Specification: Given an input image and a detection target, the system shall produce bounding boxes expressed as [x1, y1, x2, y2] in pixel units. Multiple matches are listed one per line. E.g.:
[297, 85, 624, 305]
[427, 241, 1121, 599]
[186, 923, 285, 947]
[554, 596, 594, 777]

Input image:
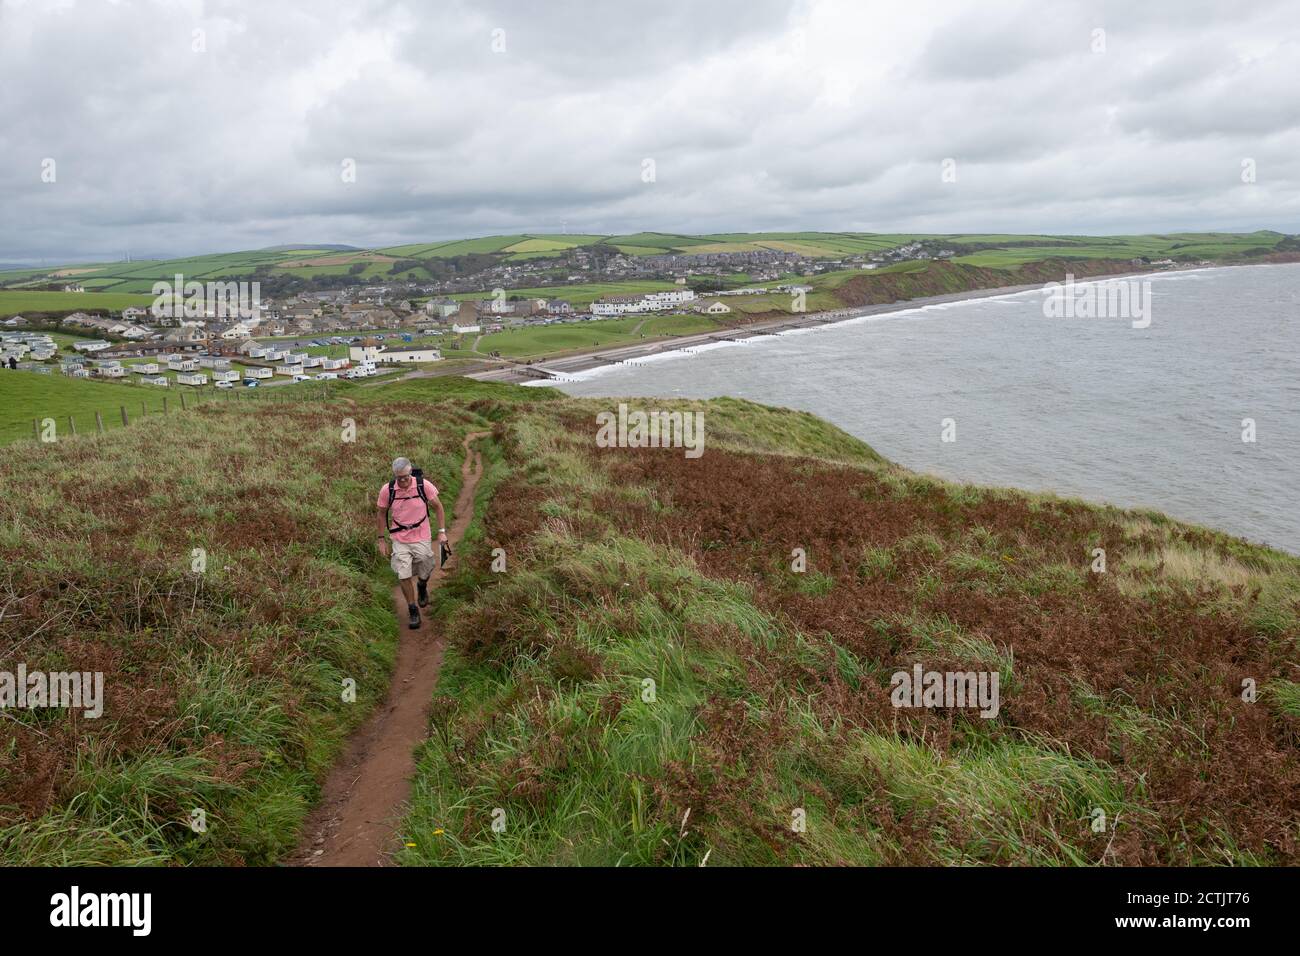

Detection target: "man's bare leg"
[399, 576, 417, 605]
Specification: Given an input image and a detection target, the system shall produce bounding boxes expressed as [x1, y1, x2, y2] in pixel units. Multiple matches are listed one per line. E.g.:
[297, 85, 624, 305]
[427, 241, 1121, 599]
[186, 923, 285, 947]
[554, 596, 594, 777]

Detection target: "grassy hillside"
[0, 381, 517, 864]
[3, 378, 1297, 866]
[0, 290, 154, 318]
[390, 387, 1300, 866]
[0, 373, 178, 444]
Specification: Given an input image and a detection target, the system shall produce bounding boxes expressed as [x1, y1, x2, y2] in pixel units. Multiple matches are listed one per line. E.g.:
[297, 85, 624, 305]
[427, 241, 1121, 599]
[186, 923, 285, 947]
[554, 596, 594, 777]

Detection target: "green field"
[0, 290, 154, 318]
[0, 371, 193, 443]
[471, 313, 722, 359]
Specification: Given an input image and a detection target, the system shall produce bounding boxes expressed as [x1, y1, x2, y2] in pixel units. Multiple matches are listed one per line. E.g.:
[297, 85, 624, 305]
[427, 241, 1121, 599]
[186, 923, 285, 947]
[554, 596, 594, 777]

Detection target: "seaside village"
[0, 289, 708, 386]
[2, 286, 717, 387]
[0, 242, 932, 387]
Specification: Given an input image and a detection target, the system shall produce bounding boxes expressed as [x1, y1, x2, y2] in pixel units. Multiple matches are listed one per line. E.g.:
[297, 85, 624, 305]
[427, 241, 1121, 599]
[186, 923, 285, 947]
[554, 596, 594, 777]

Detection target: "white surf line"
[537, 262, 1276, 384]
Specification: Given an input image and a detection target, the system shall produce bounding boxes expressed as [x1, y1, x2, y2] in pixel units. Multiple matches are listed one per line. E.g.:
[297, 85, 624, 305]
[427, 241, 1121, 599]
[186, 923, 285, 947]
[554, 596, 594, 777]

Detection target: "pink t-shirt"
[377, 478, 439, 543]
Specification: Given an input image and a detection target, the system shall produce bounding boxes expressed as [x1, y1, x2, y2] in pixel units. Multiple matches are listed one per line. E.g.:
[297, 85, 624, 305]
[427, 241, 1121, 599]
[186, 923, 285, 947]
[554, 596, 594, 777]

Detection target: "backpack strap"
[385, 477, 430, 534]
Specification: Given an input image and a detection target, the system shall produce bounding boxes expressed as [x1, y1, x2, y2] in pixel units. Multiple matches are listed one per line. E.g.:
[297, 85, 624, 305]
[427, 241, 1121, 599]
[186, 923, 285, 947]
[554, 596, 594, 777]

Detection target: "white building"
[72, 339, 113, 353]
[373, 346, 441, 364]
[450, 323, 480, 334]
[245, 366, 273, 379]
[693, 300, 732, 314]
[591, 288, 696, 316]
[425, 300, 459, 319]
[132, 363, 161, 374]
[176, 372, 208, 386]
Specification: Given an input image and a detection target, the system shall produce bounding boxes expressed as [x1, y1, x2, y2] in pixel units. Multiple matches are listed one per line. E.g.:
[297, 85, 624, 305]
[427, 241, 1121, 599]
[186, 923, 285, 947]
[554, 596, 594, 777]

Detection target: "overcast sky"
[2, 0, 1298, 264]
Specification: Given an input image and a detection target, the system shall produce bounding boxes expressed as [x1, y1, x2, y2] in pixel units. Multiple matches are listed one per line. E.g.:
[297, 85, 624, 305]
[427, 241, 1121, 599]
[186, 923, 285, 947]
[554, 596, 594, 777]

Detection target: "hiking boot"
[408, 604, 421, 629]
[417, 578, 429, 607]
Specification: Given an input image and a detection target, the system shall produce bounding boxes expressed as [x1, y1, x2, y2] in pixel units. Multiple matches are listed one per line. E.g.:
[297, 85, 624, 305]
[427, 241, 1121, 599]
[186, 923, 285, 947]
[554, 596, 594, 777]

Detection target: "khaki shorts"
[390, 538, 436, 580]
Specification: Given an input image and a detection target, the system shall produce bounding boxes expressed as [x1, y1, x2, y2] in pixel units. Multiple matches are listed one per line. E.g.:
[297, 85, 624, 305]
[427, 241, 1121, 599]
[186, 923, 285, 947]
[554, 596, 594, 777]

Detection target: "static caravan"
[263, 349, 287, 361]
[142, 375, 169, 386]
[320, 357, 348, 370]
[176, 372, 208, 386]
[286, 352, 308, 365]
[213, 370, 239, 383]
[96, 366, 127, 378]
[71, 368, 91, 379]
[246, 346, 268, 359]
[169, 358, 199, 372]
[301, 355, 323, 368]
[275, 364, 303, 377]
[248, 366, 273, 379]
[133, 363, 160, 375]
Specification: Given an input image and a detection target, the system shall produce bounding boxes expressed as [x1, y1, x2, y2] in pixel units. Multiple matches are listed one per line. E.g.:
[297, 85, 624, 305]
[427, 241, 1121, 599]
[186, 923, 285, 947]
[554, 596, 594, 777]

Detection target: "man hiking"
[376, 457, 447, 629]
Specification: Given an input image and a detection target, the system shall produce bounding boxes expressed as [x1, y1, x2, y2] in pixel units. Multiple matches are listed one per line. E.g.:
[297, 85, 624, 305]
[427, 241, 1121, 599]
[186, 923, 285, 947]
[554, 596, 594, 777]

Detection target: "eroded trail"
[291, 431, 490, 867]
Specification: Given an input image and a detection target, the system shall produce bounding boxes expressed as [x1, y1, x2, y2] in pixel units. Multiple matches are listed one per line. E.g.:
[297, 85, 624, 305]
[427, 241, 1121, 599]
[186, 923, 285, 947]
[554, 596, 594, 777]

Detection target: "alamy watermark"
[151, 274, 262, 320]
[1041, 273, 1151, 328]
[595, 402, 704, 459]
[890, 664, 1000, 719]
[50, 886, 150, 936]
[1, 666, 104, 718]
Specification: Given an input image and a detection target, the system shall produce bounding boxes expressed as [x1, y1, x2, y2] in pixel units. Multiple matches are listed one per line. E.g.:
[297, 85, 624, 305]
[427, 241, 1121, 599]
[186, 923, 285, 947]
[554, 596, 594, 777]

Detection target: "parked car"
[243, 379, 259, 387]
[215, 381, 234, 389]
[291, 374, 311, 383]
[315, 371, 338, 381]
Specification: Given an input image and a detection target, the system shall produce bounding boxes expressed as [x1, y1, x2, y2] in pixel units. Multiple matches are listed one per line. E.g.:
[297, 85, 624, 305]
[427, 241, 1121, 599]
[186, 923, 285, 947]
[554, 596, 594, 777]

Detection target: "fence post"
[68, 415, 76, 436]
[163, 397, 168, 413]
[141, 401, 146, 418]
[121, 406, 129, 426]
[95, 411, 105, 434]
[180, 392, 187, 410]
[32, 418, 38, 440]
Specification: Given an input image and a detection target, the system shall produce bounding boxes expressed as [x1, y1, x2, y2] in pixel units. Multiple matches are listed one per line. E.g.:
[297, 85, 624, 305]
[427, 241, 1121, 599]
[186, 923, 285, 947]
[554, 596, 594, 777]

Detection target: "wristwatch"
[438, 528, 447, 533]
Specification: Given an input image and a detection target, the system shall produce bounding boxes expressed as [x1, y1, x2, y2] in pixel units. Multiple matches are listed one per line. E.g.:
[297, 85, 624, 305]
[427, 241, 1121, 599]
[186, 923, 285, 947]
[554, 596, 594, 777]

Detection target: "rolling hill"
[1, 231, 1290, 297]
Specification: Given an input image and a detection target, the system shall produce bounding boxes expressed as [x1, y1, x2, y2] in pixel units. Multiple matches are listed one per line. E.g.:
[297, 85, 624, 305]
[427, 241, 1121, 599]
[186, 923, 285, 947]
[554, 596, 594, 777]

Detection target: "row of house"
[63, 312, 152, 339]
[590, 288, 697, 316]
[429, 297, 574, 321]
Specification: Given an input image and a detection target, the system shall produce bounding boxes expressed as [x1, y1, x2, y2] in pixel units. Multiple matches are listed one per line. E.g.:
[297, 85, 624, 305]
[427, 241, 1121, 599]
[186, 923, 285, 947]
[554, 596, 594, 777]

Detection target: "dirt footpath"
[290, 430, 489, 866]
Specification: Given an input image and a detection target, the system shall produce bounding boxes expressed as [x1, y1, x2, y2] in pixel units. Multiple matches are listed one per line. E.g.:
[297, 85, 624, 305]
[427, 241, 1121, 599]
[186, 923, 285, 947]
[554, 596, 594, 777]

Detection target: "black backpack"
[385, 467, 430, 534]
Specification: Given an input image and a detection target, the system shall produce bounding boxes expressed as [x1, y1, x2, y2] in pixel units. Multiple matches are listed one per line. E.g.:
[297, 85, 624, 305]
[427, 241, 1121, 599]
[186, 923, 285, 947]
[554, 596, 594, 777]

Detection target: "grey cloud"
[0, 0, 1298, 263]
